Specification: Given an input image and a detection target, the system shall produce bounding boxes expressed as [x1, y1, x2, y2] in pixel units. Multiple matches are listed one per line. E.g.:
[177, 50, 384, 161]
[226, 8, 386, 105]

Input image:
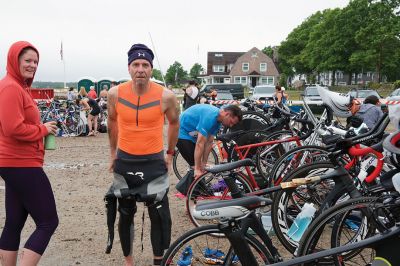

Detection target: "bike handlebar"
[292, 118, 314, 140]
[348, 145, 384, 183]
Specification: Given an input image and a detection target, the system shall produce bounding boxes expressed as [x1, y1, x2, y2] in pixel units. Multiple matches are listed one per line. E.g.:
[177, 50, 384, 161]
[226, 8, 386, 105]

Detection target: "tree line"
[276, 0, 400, 85]
[152, 62, 204, 87]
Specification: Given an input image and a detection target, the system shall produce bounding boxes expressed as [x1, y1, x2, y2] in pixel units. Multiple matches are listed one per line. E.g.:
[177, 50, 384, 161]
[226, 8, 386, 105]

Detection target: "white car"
[250, 85, 275, 101]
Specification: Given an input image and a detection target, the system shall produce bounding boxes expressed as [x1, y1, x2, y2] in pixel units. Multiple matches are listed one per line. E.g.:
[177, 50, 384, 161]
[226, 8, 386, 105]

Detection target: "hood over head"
[6, 41, 39, 87]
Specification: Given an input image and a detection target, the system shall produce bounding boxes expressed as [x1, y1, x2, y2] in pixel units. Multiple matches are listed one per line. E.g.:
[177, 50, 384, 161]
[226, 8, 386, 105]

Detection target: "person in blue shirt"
[177, 104, 242, 177]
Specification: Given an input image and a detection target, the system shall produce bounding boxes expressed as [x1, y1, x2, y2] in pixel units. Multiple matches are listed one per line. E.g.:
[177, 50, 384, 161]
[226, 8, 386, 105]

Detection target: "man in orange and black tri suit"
[105, 43, 179, 266]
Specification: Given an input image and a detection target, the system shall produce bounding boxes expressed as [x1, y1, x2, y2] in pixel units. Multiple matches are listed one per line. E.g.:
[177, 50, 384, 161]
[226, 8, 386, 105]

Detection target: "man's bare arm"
[195, 133, 207, 177]
[107, 86, 119, 172]
[202, 135, 215, 167]
[162, 89, 179, 152]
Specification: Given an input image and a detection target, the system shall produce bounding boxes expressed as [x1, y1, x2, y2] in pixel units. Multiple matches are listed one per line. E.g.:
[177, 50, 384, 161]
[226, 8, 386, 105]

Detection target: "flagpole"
[148, 32, 167, 87]
[63, 59, 66, 89]
[61, 41, 66, 88]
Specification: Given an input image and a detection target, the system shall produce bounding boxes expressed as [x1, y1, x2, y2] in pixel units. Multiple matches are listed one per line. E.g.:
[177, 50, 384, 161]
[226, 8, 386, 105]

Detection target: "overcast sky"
[0, 0, 349, 82]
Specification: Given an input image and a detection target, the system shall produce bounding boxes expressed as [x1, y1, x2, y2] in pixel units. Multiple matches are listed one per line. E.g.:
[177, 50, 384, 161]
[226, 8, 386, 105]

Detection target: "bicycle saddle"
[205, 158, 254, 174]
[193, 196, 272, 220]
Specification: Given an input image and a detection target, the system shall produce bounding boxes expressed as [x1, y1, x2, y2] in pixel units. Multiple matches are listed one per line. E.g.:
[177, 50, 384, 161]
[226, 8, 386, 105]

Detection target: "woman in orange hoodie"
[0, 41, 59, 266]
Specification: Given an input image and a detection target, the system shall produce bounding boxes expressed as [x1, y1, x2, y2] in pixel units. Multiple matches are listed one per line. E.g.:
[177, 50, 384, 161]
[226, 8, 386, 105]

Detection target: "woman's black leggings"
[0, 168, 59, 255]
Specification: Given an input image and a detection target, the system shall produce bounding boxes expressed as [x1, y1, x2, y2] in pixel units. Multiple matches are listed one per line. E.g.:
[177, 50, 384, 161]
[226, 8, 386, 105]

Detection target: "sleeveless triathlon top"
[116, 81, 164, 155]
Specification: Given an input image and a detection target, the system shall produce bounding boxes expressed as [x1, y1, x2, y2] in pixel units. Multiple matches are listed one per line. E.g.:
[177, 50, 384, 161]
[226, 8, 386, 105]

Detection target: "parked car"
[250, 85, 275, 101]
[386, 88, 400, 101]
[200, 84, 244, 100]
[349, 89, 384, 102]
[215, 90, 234, 100]
[302, 85, 328, 101]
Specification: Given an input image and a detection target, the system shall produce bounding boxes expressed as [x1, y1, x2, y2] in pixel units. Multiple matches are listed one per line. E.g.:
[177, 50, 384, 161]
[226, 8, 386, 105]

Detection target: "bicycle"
[162, 160, 400, 266]
[271, 114, 393, 253]
[41, 99, 84, 136]
[162, 157, 361, 266]
[185, 118, 314, 228]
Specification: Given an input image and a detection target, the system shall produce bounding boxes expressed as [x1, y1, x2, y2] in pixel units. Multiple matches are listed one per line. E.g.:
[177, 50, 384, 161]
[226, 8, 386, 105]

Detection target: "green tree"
[262, 46, 274, 59]
[189, 63, 204, 84]
[151, 68, 164, 82]
[303, 7, 364, 84]
[278, 11, 325, 78]
[165, 61, 188, 85]
[352, 0, 400, 82]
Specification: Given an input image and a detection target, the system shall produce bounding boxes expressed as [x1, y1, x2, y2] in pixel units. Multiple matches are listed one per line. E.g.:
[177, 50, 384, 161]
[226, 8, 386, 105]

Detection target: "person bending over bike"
[177, 104, 242, 178]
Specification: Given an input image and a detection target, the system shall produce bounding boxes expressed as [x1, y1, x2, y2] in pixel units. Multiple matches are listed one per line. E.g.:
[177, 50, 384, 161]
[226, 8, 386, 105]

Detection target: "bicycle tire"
[65, 113, 81, 135]
[255, 130, 299, 182]
[271, 162, 337, 253]
[186, 171, 254, 228]
[161, 224, 273, 266]
[297, 197, 379, 266]
[172, 148, 219, 180]
[269, 145, 329, 185]
[223, 110, 271, 135]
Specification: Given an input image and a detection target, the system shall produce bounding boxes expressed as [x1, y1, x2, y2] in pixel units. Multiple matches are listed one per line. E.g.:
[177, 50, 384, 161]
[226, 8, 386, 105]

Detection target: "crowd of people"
[65, 82, 112, 137]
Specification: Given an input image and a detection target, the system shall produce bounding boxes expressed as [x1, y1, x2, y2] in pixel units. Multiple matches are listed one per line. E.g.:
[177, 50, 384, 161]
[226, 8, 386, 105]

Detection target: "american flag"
[60, 42, 63, 61]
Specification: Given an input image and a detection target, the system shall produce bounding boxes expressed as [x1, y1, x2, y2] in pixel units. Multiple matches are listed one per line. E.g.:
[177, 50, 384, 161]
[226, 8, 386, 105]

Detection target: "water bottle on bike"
[287, 203, 316, 242]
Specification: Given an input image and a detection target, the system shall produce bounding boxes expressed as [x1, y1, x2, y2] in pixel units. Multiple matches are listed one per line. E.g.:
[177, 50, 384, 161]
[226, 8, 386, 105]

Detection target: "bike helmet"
[383, 130, 400, 169]
[317, 87, 352, 118]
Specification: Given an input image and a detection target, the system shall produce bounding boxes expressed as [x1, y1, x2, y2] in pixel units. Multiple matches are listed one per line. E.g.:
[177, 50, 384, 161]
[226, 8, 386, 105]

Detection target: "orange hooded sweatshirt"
[0, 41, 48, 167]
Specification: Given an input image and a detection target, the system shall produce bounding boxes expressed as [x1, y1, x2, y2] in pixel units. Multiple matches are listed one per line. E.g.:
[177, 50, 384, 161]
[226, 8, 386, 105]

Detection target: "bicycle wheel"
[161, 225, 273, 266]
[270, 145, 329, 185]
[255, 130, 299, 182]
[186, 172, 254, 228]
[223, 110, 271, 135]
[172, 148, 219, 180]
[74, 117, 85, 136]
[297, 197, 380, 266]
[271, 162, 337, 253]
[65, 113, 81, 135]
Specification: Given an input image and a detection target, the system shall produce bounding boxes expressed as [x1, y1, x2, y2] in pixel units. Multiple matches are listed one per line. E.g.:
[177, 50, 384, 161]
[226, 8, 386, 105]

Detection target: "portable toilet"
[97, 77, 116, 94]
[77, 77, 97, 93]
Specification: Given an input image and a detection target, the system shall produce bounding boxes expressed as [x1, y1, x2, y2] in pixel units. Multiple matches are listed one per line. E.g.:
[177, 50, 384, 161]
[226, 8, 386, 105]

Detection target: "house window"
[260, 76, 274, 85]
[357, 73, 363, 79]
[337, 72, 343, 79]
[215, 53, 223, 57]
[234, 76, 247, 84]
[260, 63, 267, 72]
[252, 52, 258, 58]
[367, 72, 371, 77]
[213, 65, 225, 72]
[242, 63, 249, 72]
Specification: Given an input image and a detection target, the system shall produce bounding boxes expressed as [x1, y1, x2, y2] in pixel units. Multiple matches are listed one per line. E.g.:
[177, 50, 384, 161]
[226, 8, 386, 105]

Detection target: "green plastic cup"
[44, 134, 56, 150]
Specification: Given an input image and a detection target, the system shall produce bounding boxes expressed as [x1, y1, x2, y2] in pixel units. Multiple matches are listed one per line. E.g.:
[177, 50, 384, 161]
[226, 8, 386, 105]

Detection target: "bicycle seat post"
[223, 172, 244, 199]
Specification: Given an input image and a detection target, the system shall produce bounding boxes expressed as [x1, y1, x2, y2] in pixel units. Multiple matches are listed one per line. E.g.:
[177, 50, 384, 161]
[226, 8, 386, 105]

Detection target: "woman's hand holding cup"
[44, 121, 57, 135]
